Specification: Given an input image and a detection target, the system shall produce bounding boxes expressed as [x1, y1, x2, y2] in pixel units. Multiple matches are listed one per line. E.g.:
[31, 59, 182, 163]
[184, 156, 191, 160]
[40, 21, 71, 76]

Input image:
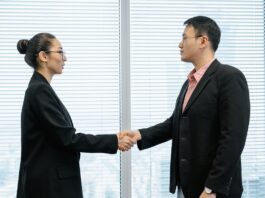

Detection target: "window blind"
[0, 0, 120, 197]
[0, 0, 264, 197]
[130, 0, 265, 197]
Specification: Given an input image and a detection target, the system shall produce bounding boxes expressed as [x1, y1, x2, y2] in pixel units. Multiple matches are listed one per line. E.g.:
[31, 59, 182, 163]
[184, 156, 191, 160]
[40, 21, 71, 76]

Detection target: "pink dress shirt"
[182, 58, 215, 112]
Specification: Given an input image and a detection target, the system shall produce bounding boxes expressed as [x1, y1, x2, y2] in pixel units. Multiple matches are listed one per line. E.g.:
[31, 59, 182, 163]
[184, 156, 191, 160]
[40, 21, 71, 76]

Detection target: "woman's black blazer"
[17, 71, 118, 198]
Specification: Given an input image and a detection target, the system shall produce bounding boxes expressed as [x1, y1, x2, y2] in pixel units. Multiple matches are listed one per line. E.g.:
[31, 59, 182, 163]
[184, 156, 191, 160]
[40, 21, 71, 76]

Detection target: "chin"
[181, 57, 190, 63]
[181, 57, 187, 62]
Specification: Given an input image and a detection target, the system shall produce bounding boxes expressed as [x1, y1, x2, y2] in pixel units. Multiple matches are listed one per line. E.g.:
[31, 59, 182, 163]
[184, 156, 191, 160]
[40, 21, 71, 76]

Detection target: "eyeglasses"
[45, 50, 66, 59]
[181, 35, 202, 42]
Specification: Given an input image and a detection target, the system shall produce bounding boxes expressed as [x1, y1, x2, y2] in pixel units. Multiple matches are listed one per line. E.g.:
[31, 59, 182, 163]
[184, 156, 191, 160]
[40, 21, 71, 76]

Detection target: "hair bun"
[17, 39, 29, 54]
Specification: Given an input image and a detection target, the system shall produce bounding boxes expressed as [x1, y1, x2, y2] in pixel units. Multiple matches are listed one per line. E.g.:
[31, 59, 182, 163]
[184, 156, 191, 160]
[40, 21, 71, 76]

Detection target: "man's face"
[179, 25, 202, 63]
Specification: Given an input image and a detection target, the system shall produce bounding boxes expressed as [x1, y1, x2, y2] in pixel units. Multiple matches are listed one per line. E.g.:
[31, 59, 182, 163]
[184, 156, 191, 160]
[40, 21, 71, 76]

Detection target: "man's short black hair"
[184, 16, 221, 52]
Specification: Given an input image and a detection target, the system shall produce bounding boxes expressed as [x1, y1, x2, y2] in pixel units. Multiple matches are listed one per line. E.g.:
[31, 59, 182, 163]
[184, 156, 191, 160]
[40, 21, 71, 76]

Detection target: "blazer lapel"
[53, 92, 74, 127]
[175, 80, 189, 115]
[32, 72, 74, 127]
[183, 59, 219, 113]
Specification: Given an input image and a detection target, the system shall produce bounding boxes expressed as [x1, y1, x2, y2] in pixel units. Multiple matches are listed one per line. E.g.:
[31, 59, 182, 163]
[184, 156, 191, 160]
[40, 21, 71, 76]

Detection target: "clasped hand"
[117, 130, 142, 151]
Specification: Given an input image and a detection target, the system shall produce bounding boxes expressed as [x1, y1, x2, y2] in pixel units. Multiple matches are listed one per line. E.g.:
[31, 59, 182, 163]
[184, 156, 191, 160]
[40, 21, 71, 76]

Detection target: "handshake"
[117, 130, 142, 152]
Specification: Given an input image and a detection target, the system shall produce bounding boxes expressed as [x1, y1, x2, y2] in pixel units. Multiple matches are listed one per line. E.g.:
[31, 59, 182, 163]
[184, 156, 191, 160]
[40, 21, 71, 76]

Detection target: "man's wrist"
[132, 130, 142, 140]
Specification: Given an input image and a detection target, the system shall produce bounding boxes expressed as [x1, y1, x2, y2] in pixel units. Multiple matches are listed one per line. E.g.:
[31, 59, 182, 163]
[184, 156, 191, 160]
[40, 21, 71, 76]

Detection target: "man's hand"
[199, 190, 216, 198]
[119, 130, 142, 143]
[117, 133, 135, 151]
[117, 130, 142, 152]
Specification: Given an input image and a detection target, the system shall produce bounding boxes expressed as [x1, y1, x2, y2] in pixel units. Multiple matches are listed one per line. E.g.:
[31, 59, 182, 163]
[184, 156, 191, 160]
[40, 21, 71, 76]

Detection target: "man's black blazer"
[17, 71, 118, 198]
[138, 59, 250, 198]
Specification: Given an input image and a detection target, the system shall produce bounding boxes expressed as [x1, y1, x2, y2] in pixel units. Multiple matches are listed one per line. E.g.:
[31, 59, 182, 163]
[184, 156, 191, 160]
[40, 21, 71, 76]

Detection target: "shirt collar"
[187, 58, 216, 83]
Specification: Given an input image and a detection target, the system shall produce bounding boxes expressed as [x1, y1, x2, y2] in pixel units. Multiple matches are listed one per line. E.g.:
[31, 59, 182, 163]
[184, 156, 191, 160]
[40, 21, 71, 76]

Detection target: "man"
[121, 16, 250, 198]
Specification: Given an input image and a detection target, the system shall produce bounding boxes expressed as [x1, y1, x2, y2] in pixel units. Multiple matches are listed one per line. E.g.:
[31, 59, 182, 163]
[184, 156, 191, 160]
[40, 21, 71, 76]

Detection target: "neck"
[36, 67, 53, 83]
[193, 52, 215, 71]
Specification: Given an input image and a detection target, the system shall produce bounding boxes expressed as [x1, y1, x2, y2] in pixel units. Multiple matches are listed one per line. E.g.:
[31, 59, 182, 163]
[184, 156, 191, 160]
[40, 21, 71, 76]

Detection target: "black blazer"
[138, 59, 250, 198]
[17, 71, 118, 198]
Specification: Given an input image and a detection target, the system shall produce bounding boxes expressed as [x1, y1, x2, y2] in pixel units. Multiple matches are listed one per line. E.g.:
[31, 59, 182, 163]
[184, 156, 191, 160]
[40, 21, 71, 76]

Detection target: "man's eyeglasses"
[181, 35, 202, 42]
[45, 50, 66, 59]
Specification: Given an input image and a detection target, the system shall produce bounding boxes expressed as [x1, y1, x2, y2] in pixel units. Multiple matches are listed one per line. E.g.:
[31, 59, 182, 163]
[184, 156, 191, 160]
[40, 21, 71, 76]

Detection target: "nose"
[63, 54, 67, 61]
[178, 41, 183, 48]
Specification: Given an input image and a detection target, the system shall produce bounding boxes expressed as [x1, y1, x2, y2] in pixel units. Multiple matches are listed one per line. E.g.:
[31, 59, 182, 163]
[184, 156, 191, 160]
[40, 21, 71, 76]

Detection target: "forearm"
[70, 133, 118, 153]
[137, 117, 173, 150]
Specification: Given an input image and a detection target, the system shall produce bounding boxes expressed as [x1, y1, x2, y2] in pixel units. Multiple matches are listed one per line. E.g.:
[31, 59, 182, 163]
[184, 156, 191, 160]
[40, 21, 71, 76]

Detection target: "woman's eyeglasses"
[44, 50, 66, 59]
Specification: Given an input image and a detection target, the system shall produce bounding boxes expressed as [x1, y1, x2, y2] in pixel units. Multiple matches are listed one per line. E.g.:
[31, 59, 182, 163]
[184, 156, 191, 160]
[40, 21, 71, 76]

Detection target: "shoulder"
[25, 72, 53, 94]
[217, 63, 242, 75]
[215, 62, 247, 81]
[213, 62, 249, 92]
[26, 80, 54, 100]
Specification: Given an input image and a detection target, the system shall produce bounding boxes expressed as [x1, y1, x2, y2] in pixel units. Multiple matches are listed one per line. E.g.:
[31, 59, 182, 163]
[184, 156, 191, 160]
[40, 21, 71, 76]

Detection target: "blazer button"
[180, 137, 186, 141]
[180, 159, 187, 163]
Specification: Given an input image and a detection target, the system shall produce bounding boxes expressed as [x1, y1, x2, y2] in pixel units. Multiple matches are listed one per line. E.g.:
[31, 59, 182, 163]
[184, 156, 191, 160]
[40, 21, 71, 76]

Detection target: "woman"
[16, 33, 133, 198]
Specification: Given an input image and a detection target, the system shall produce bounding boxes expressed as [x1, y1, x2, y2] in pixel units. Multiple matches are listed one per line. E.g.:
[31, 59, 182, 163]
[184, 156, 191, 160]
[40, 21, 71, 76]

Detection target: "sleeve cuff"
[204, 187, 212, 194]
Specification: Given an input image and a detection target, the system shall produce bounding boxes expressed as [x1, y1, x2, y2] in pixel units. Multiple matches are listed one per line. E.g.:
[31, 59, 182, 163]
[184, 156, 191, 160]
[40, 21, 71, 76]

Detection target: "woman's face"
[45, 39, 67, 75]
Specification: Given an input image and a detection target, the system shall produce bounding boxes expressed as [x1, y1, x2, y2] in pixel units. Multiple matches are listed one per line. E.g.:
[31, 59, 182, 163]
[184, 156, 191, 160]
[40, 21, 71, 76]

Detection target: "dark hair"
[184, 16, 221, 52]
[17, 33, 56, 69]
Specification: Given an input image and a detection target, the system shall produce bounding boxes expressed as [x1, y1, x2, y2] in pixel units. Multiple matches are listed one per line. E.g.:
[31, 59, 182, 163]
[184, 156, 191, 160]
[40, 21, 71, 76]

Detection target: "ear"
[38, 51, 48, 63]
[200, 35, 209, 49]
